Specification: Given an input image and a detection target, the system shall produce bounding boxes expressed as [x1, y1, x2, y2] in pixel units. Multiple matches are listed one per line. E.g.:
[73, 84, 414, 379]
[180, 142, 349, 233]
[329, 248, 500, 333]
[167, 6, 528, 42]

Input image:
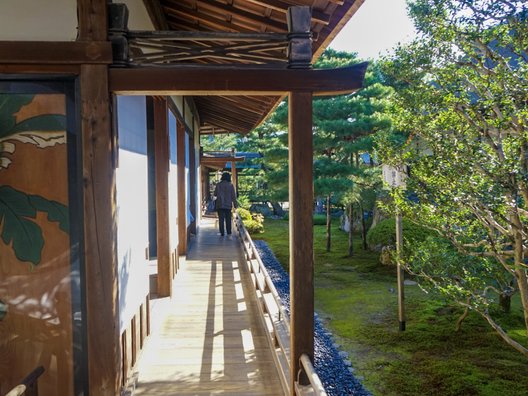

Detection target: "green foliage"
[239, 208, 265, 234]
[313, 213, 327, 225]
[237, 207, 252, 221]
[236, 194, 251, 210]
[256, 219, 528, 395]
[200, 133, 239, 151]
[244, 219, 264, 234]
[379, 0, 528, 354]
[366, 218, 434, 251]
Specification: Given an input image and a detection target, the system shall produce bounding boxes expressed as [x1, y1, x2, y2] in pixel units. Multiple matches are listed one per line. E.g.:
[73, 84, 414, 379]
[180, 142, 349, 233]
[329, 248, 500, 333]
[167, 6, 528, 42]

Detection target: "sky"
[329, 0, 417, 60]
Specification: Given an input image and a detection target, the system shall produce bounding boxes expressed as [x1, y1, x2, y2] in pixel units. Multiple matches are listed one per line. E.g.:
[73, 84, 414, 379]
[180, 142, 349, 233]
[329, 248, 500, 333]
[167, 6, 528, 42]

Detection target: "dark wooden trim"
[142, 0, 170, 30]
[0, 65, 80, 74]
[154, 97, 172, 297]
[288, 91, 314, 394]
[81, 63, 121, 396]
[177, 118, 187, 255]
[109, 63, 368, 96]
[0, 41, 112, 65]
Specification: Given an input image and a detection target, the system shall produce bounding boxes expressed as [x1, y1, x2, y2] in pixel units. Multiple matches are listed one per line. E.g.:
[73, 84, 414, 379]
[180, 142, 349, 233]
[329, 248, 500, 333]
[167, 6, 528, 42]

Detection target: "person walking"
[214, 172, 237, 236]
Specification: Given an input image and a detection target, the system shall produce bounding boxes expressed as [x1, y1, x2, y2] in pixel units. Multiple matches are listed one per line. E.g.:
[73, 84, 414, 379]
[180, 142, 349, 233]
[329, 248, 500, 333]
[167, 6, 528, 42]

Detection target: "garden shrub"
[244, 219, 264, 234]
[366, 218, 434, 252]
[313, 213, 327, 225]
[238, 208, 264, 234]
[237, 208, 252, 222]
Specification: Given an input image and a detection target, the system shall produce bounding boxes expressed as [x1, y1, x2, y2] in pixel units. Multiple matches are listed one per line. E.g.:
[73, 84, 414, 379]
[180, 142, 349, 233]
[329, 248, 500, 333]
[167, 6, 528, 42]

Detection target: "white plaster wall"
[171, 96, 184, 115]
[0, 0, 77, 41]
[116, 96, 149, 332]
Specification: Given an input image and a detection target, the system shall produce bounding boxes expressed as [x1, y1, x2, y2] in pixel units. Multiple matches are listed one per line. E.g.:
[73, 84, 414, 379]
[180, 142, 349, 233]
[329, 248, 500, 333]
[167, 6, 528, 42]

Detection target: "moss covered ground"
[252, 219, 528, 396]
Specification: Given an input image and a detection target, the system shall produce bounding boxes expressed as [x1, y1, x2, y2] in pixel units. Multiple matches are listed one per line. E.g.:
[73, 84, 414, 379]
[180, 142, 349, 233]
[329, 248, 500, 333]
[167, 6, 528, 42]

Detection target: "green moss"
[256, 218, 528, 396]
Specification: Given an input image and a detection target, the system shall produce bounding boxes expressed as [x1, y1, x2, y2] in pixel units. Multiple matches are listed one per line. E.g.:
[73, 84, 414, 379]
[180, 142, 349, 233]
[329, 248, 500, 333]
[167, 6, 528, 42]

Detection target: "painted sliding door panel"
[0, 92, 74, 394]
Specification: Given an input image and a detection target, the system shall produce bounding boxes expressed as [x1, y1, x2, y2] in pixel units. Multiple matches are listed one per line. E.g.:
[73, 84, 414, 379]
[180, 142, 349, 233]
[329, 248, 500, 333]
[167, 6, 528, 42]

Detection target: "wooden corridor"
[132, 218, 284, 395]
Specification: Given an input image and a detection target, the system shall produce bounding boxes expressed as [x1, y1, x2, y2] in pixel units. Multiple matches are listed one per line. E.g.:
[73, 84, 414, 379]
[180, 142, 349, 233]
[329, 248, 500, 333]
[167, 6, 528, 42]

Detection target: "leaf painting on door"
[0, 94, 69, 265]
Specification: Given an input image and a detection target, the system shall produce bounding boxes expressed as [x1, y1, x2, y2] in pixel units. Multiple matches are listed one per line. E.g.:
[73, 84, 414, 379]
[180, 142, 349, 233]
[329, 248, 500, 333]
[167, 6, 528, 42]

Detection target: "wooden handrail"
[234, 211, 328, 396]
[296, 354, 327, 396]
[234, 212, 290, 327]
[5, 366, 45, 396]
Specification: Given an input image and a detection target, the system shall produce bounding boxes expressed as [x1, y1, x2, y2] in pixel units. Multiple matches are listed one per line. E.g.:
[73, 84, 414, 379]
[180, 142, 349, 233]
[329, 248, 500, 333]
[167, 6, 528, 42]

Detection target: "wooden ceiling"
[142, 0, 365, 134]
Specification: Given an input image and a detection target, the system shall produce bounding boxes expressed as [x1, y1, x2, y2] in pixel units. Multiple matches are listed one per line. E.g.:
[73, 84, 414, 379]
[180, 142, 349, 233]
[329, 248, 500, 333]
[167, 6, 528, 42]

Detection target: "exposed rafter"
[143, 0, 170, 30]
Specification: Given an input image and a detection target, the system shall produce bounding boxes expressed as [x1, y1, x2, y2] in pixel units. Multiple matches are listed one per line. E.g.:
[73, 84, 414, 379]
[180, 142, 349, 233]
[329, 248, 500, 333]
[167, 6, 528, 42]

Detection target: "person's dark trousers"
[217, 209, 232, 235]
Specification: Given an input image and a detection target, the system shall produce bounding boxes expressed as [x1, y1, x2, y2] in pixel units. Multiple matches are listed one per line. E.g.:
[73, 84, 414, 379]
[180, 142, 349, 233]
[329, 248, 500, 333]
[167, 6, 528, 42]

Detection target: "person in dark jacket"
[214, 172, 238, 236]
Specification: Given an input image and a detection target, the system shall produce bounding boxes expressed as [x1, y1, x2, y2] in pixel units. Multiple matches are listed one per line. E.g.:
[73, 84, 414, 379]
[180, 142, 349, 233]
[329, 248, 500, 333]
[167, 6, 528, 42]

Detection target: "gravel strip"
[254, 240, 371, 396]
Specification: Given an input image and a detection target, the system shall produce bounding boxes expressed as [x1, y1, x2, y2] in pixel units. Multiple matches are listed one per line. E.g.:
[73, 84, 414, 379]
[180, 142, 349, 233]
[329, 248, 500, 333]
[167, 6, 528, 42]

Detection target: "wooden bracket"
[287, 6, 313, 69]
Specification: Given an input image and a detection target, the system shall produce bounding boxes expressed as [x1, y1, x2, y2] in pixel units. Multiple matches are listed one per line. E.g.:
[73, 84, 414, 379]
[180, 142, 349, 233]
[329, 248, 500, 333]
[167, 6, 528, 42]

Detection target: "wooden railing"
[233, 211, 327, 396]
[5, 366, 45, 396]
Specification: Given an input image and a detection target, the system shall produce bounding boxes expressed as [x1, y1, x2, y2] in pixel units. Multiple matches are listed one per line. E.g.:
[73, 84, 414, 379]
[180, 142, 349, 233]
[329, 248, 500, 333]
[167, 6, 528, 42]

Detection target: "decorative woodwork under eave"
[108, 62, 368, 96]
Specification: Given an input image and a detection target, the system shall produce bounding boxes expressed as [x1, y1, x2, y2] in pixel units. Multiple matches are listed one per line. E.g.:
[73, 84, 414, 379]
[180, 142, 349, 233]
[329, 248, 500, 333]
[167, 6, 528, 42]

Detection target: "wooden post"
[177, 118, 187, 255]
[153, 97, 171, 297]
[189, 136, 197, 235]
[231, 161, 238, 196]
[288, 91, 314, 393]
[78, 0, 121, 393]
[396, 212, 406, 331]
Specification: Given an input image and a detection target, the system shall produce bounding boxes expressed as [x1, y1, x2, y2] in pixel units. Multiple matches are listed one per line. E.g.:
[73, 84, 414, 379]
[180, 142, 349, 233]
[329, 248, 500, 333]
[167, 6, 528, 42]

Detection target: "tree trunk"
[326, 195, 331, 252]
[455, 298, 471, 331]
[511, 211, 528, 334]
[360, 202, 367, 250]
[481, 310, 528, 357]
[515, 268, 528, 333]
[348, 203, 354, 257]
[499, 293, 511, 314]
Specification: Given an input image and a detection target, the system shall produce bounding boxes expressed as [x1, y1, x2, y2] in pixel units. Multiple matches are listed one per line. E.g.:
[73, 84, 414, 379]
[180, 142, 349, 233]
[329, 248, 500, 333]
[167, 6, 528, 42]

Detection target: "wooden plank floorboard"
[133, 218, 283, 395]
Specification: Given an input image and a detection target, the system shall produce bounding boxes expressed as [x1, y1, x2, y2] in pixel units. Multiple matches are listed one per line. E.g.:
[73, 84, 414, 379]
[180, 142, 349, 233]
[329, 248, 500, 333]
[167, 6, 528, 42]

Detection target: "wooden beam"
[109, 62, 368, 96]
[177, 118, 187, 255]
[288, 91, 314, 394]
[0, 41, 112, 64]
[153, 97, 172, 297]
[143, 0, 170, 30]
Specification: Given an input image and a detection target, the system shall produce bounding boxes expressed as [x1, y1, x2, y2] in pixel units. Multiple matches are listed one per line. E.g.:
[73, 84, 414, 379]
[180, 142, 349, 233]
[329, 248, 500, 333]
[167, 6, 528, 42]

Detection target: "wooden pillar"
[231, 161, 238, 196]
[288, 91, 314, 393]
[153, 97, 171, 297]
[78, 0, 121, 393]
[189, 136, 197, 234]
[176, 118, 187, 255]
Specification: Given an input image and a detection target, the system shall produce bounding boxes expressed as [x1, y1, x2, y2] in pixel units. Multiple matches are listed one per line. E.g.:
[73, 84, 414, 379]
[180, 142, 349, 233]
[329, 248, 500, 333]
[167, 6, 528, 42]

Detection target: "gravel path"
[253, 240, 371, 396]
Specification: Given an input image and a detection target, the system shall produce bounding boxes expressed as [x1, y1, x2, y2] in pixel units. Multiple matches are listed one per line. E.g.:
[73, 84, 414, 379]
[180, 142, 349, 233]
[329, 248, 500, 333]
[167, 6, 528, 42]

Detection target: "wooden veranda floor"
[132, 217, 283, 395]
